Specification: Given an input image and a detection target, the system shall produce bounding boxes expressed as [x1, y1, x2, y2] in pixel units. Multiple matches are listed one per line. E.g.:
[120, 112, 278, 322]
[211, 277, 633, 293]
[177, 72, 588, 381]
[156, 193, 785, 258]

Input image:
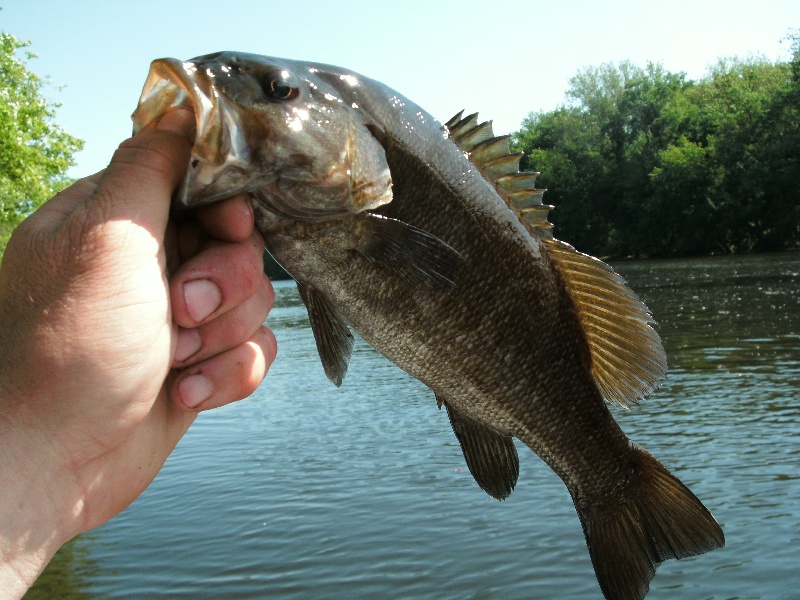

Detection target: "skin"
[0, 108, 276, 598]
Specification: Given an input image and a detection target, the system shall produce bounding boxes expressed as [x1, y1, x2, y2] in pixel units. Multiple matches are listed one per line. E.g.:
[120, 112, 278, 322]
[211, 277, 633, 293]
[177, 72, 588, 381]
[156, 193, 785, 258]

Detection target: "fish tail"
[572, 443, 724, 600]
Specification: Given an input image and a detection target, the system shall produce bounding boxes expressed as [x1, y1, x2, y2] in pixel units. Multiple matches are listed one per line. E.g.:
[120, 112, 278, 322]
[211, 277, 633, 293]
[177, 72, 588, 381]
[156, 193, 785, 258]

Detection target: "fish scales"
[132, 52, 724, 600]
[261, 66, 635, 498]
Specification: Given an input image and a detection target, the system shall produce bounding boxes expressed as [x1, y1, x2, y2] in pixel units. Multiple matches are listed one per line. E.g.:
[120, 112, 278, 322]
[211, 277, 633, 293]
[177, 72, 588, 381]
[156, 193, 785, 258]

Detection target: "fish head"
[132, 51, 392, 220]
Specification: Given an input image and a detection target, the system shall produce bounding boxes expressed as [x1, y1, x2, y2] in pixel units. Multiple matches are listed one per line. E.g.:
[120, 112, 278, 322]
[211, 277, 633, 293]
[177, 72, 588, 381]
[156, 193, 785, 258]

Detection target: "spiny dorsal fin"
[443, 111, 553, 240]
[444, 111, 667, 408]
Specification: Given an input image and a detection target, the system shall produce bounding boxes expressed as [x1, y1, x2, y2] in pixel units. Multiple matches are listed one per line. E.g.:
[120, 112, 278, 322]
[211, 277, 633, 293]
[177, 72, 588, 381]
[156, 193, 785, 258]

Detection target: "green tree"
[648, 135, 723, 255]
[1, 30, 83, 254]
[751, 31, 800, 250]
[513, 106, 609, 252]
[514, 61, 692, 257]
[513, 45, 800, 258]
[682, 55, 796, 252]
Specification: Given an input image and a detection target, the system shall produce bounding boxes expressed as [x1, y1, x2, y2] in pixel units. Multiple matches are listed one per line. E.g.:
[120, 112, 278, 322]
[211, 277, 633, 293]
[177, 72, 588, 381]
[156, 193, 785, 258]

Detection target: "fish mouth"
[132, 58, 256, 207]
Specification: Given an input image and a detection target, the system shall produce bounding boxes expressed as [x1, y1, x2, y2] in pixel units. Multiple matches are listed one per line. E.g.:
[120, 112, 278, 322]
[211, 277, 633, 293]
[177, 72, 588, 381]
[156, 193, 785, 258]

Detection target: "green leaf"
[0, 30, 83, 256]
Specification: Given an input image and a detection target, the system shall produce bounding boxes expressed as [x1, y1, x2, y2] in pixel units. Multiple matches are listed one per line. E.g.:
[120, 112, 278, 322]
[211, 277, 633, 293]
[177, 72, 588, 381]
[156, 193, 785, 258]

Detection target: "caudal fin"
[573, 444, 724, 600]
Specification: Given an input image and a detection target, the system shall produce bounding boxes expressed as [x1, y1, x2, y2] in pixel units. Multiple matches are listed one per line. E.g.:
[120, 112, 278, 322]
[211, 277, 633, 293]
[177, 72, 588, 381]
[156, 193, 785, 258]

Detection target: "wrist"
[0, 402, 77, 598]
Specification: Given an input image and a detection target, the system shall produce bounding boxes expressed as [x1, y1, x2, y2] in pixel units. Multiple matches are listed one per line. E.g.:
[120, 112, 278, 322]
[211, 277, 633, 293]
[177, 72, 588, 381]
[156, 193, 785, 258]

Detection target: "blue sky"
[3, 0, 798, 177]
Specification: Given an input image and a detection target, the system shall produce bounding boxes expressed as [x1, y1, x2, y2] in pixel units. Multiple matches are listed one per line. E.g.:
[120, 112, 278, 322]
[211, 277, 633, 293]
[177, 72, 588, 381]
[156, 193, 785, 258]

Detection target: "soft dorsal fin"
[444, 111, 667, 407]
[542, 239, 667, 407]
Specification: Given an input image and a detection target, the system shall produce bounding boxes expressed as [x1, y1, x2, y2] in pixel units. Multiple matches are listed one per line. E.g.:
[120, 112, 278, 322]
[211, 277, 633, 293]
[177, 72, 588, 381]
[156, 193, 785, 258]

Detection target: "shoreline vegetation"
[510, 34, 800, 260]
[2, 30, 798, 266]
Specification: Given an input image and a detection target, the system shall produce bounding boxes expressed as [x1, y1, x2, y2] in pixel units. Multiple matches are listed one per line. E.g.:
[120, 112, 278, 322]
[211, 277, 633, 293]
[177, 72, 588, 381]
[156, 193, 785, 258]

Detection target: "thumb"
[83, 108, 196, 239]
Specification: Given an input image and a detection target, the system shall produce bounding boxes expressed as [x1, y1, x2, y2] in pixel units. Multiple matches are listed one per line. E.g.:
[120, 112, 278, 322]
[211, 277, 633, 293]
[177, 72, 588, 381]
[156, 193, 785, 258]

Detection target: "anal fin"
[437, 395, 519, 500]
[297, 282, 354, 387]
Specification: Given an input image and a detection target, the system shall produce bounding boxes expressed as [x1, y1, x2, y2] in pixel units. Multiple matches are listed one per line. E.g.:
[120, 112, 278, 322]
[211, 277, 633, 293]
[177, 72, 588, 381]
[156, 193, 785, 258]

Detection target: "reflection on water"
[613, 253, 800, 599]
[29, 253, 800, 599]
[25, 537, 100, 600]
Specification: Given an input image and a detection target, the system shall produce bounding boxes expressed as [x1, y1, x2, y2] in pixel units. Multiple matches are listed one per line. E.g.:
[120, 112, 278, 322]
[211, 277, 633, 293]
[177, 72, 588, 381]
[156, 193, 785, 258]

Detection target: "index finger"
[195, 194, 256, 243]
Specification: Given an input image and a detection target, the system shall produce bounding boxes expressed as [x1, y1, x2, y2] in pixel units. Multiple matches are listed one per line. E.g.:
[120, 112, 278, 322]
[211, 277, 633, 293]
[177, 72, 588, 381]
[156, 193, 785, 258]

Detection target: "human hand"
[0, 108, 276, 597]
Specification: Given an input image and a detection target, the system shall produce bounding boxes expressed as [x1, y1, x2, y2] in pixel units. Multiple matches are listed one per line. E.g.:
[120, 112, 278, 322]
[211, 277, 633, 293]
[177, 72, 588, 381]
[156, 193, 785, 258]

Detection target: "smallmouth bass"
[132, 52, 724, 600]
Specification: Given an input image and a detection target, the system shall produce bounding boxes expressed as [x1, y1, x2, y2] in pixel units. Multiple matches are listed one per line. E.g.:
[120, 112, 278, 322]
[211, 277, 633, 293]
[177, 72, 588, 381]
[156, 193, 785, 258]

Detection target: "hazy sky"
[3, 0, 798, 177]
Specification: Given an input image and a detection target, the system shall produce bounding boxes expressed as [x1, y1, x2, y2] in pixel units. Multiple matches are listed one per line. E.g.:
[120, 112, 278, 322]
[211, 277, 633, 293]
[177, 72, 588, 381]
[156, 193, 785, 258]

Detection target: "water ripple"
[29, 254, 800, 599]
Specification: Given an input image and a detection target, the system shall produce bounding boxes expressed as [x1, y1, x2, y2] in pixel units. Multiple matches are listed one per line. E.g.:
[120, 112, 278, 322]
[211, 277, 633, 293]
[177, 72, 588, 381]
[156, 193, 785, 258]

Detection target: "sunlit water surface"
[28, 253, 800, 599]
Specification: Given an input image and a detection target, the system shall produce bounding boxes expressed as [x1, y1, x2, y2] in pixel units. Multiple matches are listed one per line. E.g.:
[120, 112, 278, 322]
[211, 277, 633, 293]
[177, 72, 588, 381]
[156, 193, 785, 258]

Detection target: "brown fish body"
[262, 105, 629, 496]
[133, 53, 724, 600]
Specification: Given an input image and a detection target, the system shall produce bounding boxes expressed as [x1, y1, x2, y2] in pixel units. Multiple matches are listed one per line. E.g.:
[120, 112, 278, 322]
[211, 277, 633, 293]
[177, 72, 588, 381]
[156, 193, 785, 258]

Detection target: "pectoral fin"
[297, 283, 354, 387]
[355, 213, 462, 290]
[437, 395, 519, 500]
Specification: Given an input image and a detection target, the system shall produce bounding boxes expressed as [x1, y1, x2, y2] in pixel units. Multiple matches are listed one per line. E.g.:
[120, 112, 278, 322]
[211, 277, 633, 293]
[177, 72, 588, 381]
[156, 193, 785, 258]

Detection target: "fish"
[132, 52, 725, 600]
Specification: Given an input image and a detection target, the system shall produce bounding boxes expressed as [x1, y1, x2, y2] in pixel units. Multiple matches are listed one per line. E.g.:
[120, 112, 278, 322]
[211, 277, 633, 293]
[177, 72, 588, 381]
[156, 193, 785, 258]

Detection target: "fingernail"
[184, 279, 222, 323]
[179, 373, 213, 409]
[174, 328, 202, 362]
[156, 108, 196, 139]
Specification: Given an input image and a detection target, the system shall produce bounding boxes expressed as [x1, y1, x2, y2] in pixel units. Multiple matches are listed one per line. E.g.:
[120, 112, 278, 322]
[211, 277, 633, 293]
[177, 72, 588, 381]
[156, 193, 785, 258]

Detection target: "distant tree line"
[511, 33, 800, 258]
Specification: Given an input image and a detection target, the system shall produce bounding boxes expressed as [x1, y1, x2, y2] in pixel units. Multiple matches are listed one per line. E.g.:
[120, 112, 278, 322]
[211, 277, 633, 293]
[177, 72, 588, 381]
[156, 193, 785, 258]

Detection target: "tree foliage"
[512, 37, 800, 258]
[0, 30, 83, 253]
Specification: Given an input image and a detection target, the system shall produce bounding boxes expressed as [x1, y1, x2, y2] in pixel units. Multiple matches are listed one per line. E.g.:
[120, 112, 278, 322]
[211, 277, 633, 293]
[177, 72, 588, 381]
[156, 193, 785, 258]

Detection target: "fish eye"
[261, 70, 300, 102]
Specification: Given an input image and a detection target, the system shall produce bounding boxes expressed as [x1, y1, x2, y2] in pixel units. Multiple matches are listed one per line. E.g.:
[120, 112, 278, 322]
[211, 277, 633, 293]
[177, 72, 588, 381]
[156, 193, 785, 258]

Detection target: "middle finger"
[172, 277, 274, 368]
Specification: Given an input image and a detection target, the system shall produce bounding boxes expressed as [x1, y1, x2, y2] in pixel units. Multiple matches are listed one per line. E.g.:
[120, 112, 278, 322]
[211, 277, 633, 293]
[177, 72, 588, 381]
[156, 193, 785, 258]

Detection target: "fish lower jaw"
[176, 159, 269, 209]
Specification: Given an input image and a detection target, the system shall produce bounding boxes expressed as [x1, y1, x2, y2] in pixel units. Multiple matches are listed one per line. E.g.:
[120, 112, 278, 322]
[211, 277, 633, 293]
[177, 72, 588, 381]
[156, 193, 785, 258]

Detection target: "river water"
[27, 253, 800, 599]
